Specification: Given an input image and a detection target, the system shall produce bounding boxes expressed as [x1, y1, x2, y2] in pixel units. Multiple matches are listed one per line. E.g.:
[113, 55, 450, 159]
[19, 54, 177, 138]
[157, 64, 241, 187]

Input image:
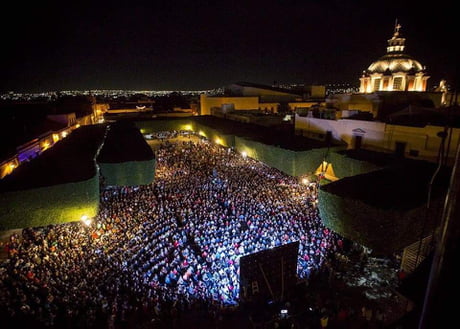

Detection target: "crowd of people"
[0, 132, 350, 328]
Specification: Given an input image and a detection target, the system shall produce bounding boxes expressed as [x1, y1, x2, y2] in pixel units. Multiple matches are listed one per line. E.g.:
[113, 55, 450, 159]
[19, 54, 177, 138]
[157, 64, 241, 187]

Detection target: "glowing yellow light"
[42, 141, 50, 150]
[241, 151, 247, 159]
[9, 163, 16, 169]
[75, 124, 80, 128]
[61, 131, 68, 138]
[81, 215, 92, 226]
[183, 124, 192, 131]
[199, 131, 206, 137]
[214, 137, 221, 145]
[302, 178, 309, 185]
[52, 134, 59, 143]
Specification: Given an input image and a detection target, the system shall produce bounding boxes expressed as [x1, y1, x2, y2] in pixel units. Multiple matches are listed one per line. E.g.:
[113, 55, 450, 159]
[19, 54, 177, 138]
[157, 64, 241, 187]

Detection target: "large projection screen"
[239, 241, 299, 303]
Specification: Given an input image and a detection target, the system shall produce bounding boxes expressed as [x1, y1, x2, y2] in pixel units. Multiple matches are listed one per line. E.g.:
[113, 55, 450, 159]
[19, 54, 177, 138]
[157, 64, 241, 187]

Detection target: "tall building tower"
[359, 21, 430, 93]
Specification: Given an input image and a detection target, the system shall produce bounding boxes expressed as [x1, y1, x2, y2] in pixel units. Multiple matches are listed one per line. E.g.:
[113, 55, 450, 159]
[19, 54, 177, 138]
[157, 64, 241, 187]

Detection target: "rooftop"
[192, 115, 340, 151]
[0, 97, 95, 159]
[0, 125, 107, 192]
[97, 121, 155, 163]
[320, 158, 451, 211]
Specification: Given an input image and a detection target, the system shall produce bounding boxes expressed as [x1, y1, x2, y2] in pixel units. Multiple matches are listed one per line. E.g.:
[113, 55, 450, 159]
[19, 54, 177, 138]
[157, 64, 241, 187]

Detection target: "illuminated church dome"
[359, 22, 429, 93]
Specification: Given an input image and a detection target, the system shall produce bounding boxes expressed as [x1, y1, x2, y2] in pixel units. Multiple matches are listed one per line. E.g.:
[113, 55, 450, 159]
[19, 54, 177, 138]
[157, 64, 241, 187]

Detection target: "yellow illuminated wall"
[310, 85, 326, 98]
[200, 95, 259, 115]
[258, 102, 279, 113]
[0, 175, 100, 229]
[40, 137, 53, 151]
[93, 103, 110, 113]
[194, 122, 234, 147]
[76, 113, 94, 126]
[326, 93, 379, 116]
[0, 157, 20, 179]
[288, 101, 326, 111]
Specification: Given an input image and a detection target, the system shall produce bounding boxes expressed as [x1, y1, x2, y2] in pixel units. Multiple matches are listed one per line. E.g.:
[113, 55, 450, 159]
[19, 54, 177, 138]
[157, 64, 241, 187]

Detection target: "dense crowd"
[0, 134, 347, 328]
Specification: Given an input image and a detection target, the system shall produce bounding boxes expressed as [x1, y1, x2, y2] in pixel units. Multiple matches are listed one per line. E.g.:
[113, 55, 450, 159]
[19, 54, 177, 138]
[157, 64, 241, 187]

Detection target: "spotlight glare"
[81, 215, 92, 226]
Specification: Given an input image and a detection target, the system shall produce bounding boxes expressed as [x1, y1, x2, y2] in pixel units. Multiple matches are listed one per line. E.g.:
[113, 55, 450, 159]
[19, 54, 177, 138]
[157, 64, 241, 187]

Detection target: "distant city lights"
[0, 88, 218, 102]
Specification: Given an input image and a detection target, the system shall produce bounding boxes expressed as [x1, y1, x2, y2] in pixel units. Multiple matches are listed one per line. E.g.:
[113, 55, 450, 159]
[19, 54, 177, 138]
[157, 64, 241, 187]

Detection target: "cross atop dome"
[387, 19, 405, 53]
[394, 19, 402, 36]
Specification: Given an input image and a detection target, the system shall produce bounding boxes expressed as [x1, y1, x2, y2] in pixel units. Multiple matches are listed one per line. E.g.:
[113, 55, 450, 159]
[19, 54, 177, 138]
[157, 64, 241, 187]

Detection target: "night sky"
[1, 0, 457, 93]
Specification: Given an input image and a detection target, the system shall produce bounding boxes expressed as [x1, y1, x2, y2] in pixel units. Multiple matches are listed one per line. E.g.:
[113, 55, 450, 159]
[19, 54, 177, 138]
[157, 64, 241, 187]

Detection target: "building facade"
[359, 22, 429, 93]
[295, 114, 459, 164]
